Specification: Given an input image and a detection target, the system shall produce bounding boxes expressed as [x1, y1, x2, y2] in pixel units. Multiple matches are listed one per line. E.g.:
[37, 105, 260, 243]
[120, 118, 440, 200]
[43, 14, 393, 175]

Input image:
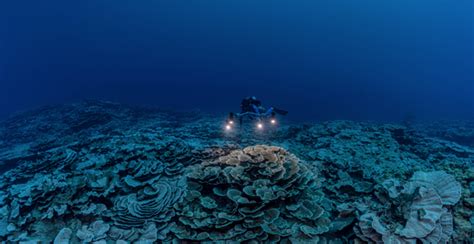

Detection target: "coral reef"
[172, 145, 331, 242]
[0, 101, 472, 242]
[354, 171, 461, 243]
[413, 120, 474, 147]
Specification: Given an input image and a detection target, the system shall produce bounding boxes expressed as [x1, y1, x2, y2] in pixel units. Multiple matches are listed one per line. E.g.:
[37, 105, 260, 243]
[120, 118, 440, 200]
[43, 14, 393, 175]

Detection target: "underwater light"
[270, 119, 276, 124]
[225, 124, 232, 131]
[229, 120, 234, 125]
[257, 123, 264, 129]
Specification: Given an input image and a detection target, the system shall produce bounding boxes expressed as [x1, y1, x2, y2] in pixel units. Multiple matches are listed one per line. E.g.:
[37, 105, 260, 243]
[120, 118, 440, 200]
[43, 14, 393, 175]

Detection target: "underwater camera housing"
[225, 107, 286, 132]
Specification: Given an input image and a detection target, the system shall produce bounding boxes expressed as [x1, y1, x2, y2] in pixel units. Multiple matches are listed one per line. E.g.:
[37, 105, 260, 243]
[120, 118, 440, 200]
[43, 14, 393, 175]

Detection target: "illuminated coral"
[354, 171, 461, 243]
[172, 145, 331, 242]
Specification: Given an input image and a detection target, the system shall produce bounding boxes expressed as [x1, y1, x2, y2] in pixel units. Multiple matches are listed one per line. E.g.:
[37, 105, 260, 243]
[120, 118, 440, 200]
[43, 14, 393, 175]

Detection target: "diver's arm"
[252, 105, 260, 114]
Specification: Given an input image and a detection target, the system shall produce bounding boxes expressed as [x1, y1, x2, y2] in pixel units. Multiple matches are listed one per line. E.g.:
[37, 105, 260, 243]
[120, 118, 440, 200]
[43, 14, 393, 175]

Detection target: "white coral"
[407, 171, 462, 206]
[396, 187, 443, 238]
[355, 171, 460, 243]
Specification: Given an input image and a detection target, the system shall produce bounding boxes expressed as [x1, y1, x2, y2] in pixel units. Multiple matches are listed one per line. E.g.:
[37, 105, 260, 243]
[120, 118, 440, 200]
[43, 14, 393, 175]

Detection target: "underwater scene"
[1, 1, 473, 243]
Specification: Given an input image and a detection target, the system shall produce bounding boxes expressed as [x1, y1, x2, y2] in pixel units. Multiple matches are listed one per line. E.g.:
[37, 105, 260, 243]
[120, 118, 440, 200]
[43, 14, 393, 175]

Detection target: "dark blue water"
[1, 0, 473, 122]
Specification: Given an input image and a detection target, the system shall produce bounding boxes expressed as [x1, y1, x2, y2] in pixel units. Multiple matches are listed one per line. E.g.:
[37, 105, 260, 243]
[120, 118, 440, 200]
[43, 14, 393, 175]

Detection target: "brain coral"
[171, 145, 331, 242]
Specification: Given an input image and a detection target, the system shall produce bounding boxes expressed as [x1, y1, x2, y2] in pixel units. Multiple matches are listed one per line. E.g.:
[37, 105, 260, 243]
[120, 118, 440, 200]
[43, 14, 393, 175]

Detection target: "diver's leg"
[264, 107, 274, 116]
[274, 107, 288, 115]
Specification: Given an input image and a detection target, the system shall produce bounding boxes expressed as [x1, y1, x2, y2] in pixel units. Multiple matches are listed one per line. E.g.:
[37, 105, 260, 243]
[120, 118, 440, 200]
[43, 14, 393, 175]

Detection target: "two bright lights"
[225, 120, 235, 131]
[225, 119, 277, 131]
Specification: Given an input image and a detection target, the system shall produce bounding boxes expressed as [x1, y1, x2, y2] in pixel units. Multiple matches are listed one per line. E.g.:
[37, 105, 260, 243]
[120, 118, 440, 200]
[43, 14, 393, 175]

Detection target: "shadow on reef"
[0, 101, 472, 242]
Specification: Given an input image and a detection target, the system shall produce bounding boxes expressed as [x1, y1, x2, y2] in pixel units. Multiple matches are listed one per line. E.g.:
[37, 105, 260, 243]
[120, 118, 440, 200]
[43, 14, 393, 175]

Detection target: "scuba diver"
[226, 96, 288, 129]
[240, 96, 288, 115]
[240, 96, 264, 114]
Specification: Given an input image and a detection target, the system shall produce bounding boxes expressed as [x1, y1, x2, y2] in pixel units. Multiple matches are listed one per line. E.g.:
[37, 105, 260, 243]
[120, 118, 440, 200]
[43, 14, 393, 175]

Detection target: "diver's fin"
[273, 108, 288, 115]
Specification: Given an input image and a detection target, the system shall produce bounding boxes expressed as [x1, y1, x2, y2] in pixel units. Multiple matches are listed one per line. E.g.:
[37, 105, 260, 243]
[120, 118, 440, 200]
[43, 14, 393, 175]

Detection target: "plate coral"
[0, 101, 472, 243]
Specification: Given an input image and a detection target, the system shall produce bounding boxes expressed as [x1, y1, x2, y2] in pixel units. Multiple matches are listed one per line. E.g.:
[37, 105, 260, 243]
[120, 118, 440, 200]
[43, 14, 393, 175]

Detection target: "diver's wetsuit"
[235, 96, 288, 125]
[241, 97, 261, 113]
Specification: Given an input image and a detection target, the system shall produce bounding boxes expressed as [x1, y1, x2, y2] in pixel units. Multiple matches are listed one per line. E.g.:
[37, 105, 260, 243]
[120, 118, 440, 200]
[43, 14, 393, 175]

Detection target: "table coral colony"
[0, 101, 472, 243]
